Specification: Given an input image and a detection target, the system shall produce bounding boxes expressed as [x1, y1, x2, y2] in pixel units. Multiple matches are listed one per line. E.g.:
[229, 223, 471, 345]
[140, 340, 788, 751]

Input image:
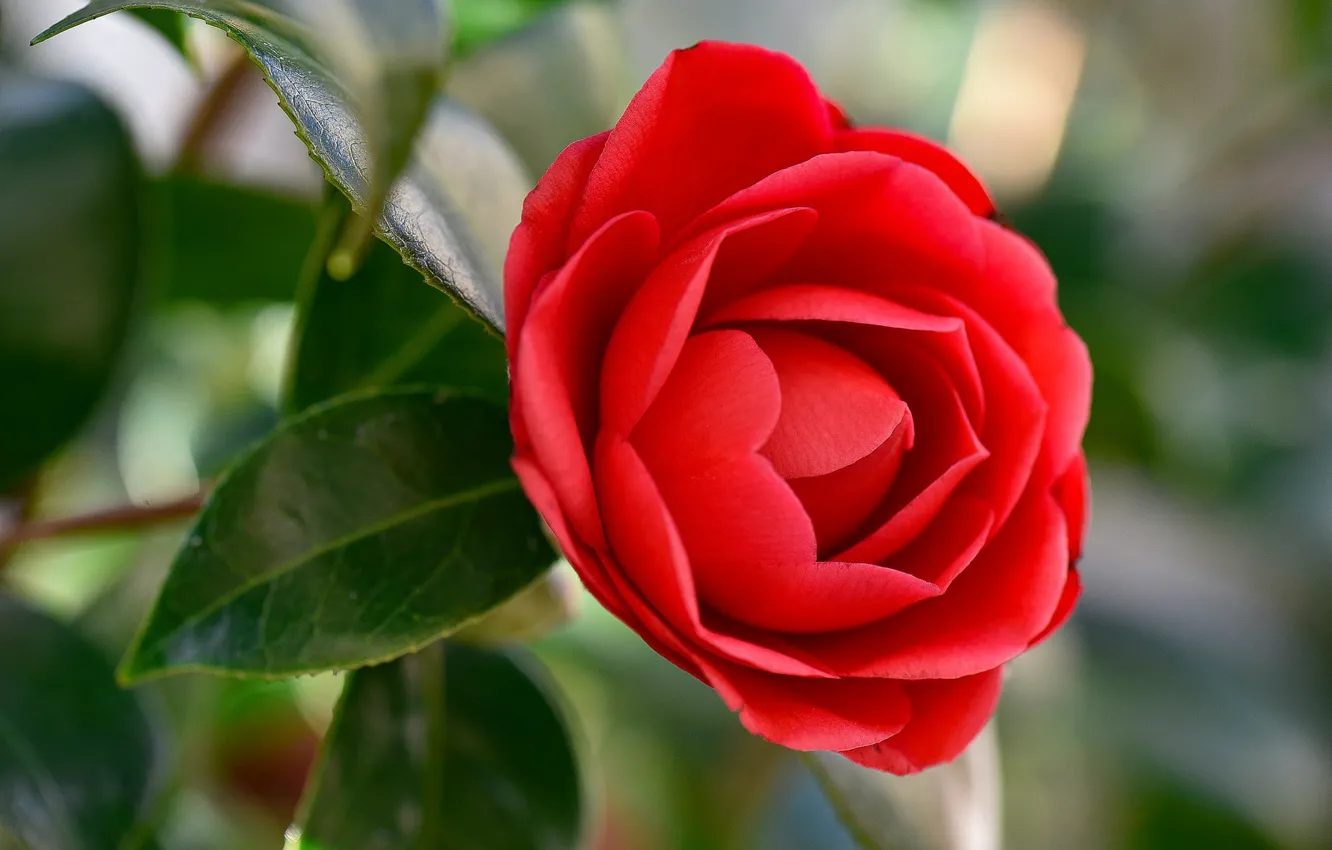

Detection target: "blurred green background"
[3, 0, 1332, 847]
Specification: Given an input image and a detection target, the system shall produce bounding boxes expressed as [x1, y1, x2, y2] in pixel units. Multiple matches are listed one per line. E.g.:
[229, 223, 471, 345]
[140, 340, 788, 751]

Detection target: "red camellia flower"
[505, 41, 1091, 774]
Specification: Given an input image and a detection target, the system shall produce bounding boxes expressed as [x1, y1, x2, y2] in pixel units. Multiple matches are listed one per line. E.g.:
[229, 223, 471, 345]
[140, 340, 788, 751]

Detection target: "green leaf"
[452, 0, 570, 56]
[153, 175, 317, 305]
[120, 388, 557, 682]
[0, 594, 157, 850]
[128, 9, 189, 55]
[31, 3, 519, 329]
[0, 71, 141, 489]
[285, 194, 508, 413]
[804, 724, 1000, 850]
[297, 641, 582, 850]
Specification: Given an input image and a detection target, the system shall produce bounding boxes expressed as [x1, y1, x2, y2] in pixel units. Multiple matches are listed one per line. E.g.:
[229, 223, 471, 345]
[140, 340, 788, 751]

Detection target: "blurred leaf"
[805, 724, 1001, 850]
[1287, 0, 1332, 67]
[120, 388, 556, 682]
[31, 3, 513, 329]
[452, 0, 570, 56]
[449, 1, 623, 176]
[298, 641, 582, 850]
[153, 175, 316, 306]
[284, 99, 530, 411]
[0, 72, 141, 490]
[0, 594, 157, 850]
[1126, 777, 1283, 850]
[128, 9, 188, 55]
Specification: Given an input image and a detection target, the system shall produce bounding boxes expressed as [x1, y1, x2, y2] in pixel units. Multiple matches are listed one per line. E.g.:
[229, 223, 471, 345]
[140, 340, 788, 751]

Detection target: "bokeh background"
[3, 0, 1332, 847]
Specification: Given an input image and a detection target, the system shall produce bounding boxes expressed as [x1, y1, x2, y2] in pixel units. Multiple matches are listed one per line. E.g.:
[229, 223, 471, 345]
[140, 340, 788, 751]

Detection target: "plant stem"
[0, 491, 207, 551]
[176, 48, 256, 173]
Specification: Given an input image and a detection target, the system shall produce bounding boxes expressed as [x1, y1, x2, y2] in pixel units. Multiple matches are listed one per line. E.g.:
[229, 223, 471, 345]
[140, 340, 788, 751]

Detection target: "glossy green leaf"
[128, 9, 188, 54]
[120, 388, 557, 681]
[804, 723, 1000, 850]
[284, 96, 531, 411]
[0, 71, 141, 489]
[285, 197, 507, 412]
[152, 175, 317, 305]
[0, 594, 157, 850]
[31, 3, 519, 330]
[297, 642, 582, 850]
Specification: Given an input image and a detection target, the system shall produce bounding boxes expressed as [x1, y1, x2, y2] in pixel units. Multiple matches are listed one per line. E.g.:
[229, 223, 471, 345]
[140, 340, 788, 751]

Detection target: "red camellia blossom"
[505, 41, 1091, 774]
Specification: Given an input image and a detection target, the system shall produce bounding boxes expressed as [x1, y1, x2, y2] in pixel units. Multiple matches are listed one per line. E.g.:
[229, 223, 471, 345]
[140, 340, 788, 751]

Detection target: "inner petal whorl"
[749, 329, 913, 554]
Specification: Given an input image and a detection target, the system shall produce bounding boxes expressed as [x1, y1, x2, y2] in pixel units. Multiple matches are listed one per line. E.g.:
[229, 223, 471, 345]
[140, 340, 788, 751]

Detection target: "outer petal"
[703, 661, 912, 752]
[514, 211, 660, 548]
[836, 127, 995, 217]
[505, 132, 609, 345]
[967, 222, 1092, 483]
[802, 491, 1069, 679]
[571, 41, 835, 245]
[840, 668, 1004, 774]
[595, 433, 835, 678]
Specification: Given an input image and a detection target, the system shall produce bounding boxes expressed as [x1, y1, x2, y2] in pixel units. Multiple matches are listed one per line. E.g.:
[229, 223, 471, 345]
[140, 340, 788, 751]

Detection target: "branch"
[0, 491, 207, 551]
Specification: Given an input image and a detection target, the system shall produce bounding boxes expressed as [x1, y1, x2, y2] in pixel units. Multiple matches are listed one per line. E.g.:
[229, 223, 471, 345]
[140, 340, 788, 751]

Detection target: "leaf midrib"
[134, 475, 521, 664]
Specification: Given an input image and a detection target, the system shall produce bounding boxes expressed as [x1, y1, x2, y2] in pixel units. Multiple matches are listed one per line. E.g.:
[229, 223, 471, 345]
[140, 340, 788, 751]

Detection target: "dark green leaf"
[128, 9, 188, 55]
[152, 175, 316, 305]
[298, 642, 582, 850]
[0, 594, 157, 850]
[285, 192, 508, 412]
[32, 3, 516, 328]
[120, 388, 556, 681]
[0, 71, 141, 489]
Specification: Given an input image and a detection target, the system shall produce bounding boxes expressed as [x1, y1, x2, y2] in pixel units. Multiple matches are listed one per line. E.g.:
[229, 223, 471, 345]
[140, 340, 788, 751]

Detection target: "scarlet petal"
[804, 492, 1069, 679]
[689, 154, 985, 288]
[790, 424, 912, 557]
[885, 284, 1045, 531]
[703, 661, 912, 752]
[515, 211, 661, 547]
[571, 41, 835, 244]
[511, 455, 630, 624]
[836, 127, 995, 217]
[505, 131, 609, 345]
[832, 332, 989, 563]
[1055, 453, 1090, 561]
[752, 329, 908, 480]
[596, 433, 834, 678]
[706, 283, 984, 425]
[970, 222, 1092, 484]
[1029, 567, 1081, 648]
[841, 668, 1003, 774]
[599, 209, 816, 437]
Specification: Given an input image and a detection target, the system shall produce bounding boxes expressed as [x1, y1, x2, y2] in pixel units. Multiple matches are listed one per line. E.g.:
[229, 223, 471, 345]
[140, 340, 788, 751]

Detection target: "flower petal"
[505, 131, 609, 345]
[571, 41, 835, 245]
[836, 127, 994, 217]
[840, 668, 1004, 774]
[599, 208, 817, 438]
[514, 211, 661, 547]
[596, 432, 835, 677]
[804, 491, 1068, 679]
[704, 660, 912, 752]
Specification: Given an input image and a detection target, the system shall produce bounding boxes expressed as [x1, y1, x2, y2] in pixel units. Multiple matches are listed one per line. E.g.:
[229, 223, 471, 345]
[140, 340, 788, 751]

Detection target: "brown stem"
[0, 491, 207, 552]
[175, 49, 257, 173]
